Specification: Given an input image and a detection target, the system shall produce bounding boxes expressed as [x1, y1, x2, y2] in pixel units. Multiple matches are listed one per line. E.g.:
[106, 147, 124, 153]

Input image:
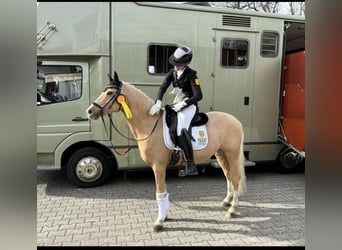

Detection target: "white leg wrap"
[156, 191, 170, 221]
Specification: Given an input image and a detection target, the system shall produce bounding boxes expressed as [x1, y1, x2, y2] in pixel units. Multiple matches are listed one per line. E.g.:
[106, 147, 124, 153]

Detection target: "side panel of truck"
[212, 30, 256, 142]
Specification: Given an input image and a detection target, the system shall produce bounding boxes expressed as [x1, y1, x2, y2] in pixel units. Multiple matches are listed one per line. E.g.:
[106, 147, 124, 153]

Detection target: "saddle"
[164, 105, 208, 147]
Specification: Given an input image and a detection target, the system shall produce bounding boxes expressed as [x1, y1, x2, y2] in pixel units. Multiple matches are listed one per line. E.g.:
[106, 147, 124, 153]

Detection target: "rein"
[105, 113, 161, 142]
[98, 111, 161, 155]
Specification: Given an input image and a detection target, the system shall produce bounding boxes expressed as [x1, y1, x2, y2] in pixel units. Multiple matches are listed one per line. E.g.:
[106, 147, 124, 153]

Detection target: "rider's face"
[174, 65, 184, 71]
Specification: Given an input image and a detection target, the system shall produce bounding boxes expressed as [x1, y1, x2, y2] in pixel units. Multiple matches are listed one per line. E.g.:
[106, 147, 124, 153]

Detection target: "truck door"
[37, 61, 90, 156]
[212, 31, 256, 142]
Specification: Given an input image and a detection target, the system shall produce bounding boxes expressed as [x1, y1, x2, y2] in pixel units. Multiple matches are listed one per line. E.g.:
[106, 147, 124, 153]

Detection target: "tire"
[66, 147, 113, 188]
[276, 147, 305, 173]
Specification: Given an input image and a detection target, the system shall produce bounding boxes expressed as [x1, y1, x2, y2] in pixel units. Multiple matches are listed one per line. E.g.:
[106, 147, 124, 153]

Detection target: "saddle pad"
[162, 111, 208, 151]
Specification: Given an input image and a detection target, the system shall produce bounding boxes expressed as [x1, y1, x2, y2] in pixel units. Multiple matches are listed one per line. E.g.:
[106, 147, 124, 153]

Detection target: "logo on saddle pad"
[162, 110, 208, 151]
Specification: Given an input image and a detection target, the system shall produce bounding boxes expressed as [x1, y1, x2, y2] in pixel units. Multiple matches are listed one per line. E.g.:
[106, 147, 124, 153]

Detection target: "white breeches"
[177, 104, 196, 135]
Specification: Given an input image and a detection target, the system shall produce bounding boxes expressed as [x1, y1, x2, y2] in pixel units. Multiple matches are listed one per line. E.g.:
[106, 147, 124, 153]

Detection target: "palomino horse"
[86, 72, 246, 231]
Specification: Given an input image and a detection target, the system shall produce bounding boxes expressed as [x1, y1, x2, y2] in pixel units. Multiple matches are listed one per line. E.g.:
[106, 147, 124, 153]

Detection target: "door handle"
[72, 116, 89, 122]
[244, 96, 250, 106]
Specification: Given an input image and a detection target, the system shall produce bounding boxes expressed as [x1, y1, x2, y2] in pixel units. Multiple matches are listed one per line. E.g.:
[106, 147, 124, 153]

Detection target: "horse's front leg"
[152, 164, 169, 231]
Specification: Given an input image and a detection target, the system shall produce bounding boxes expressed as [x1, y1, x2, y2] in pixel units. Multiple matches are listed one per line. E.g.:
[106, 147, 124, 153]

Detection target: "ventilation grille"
[222, 15, 251, 28]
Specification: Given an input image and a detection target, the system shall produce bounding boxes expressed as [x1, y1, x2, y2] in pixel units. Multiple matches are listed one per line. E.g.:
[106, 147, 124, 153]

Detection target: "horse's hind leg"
[221, 180, 234, 207]
[216, 150, 243, 218]
[215, 151, 234, 208]
[227, 155, 244, 218]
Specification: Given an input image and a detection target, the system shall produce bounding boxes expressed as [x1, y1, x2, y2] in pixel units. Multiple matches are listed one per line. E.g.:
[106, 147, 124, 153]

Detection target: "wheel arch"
[61, 141, 118, 171]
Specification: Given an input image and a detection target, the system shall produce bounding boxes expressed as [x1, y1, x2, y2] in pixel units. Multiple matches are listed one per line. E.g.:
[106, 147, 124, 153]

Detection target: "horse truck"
[37, 2, 305, 187]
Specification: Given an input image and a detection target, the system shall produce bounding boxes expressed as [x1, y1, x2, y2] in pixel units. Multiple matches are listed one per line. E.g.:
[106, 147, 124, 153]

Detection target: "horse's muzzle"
[86, 106, 101, 120]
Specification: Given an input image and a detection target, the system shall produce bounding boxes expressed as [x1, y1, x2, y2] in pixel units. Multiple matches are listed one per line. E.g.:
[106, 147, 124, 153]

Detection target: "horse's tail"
[238, 132, 246, 195]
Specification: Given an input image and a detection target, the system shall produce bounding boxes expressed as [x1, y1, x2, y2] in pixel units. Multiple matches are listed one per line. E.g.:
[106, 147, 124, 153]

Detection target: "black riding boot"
[178, 128, 198, 177]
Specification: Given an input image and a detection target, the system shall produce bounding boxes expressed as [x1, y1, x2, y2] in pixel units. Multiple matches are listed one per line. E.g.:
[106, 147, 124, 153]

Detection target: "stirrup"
[178, 166, 186, 177]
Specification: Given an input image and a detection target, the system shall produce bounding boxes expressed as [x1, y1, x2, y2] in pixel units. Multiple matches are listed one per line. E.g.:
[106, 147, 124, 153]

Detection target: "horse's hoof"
[225, 212, 237, 218]
[152, 219, 164, 232]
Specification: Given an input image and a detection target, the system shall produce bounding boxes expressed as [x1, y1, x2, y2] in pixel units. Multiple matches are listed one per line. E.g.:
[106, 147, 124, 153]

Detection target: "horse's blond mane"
[123, 81, 154, 105]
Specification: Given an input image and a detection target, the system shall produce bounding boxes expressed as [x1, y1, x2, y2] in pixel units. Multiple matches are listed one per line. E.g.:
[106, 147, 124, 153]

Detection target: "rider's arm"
[155, 70, 174, 102]
[184, 72, 203, 106]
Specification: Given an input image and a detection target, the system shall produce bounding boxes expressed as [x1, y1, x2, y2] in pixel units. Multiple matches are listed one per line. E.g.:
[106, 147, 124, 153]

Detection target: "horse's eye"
[106, 91, 113, 96]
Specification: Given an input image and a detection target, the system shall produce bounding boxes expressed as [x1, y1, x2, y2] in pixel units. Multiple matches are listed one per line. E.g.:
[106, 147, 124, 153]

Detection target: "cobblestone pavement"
[37, 164, 305, 247]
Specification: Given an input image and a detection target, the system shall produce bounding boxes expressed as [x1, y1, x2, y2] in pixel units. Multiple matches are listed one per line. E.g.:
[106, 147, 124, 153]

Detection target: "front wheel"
[276, 147, 304, 173]
[66, 147, 113, 188]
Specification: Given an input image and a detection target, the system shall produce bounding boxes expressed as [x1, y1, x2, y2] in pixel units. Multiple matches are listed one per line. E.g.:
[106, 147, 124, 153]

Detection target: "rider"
[149, 45, 203, 177]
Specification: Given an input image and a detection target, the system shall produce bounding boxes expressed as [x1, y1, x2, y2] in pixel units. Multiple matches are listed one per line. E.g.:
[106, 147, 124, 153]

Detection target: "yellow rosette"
[117, 95, 133, 119]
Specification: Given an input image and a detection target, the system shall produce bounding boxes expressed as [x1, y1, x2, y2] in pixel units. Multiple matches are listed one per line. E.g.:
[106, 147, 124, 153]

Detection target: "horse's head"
[86, 71, 131, 120]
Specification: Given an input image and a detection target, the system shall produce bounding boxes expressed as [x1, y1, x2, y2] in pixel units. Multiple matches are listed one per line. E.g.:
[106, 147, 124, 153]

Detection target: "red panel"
[282, 84, 305, 118]
[280, 51, 305, 151]
[284, 51, 305, 89]
[280, 118, 305, 150]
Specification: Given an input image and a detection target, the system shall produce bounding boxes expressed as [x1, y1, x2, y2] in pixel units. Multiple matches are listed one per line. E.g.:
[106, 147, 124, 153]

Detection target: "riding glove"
[172, 99, 187, 112]
[149, 100, 162, 115]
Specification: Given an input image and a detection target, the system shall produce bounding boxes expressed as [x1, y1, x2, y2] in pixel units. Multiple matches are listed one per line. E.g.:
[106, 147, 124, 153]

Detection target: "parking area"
[37, 164, 305, 246]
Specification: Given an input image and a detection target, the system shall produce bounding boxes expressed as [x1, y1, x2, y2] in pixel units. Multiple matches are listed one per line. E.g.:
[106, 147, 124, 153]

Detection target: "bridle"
[91, 74, 161, 154]
[92, 84, 123, 113]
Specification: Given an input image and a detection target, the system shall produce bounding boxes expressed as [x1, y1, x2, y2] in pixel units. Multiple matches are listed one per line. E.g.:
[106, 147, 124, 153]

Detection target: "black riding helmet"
[169, 46, 193, 66]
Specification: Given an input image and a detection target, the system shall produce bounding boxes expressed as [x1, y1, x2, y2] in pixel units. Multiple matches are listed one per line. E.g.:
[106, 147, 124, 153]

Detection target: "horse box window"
[261, 31, 279, 57]
[148, 44, 177, 75]
[221, 38, 249, 68]
[37, 65, 82, 105]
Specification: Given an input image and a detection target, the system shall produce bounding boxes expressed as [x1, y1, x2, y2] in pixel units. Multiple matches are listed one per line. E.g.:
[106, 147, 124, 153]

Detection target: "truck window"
[261, 31, 279, 57]
[147, 44, 177, 74]
[37, 65, 82, 105]
[221, 39, 249, 68]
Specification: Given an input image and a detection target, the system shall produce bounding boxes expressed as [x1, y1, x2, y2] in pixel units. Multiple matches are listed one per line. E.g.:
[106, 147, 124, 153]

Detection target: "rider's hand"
[149, 100, 162, 115]
[172, 100, 187, 112]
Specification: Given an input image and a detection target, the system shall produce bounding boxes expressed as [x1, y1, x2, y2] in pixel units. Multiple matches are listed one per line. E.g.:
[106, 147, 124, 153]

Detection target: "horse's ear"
[114, 71, 122, 88]
[107, 73, 114, 83]
[114, 71, 120, 83]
